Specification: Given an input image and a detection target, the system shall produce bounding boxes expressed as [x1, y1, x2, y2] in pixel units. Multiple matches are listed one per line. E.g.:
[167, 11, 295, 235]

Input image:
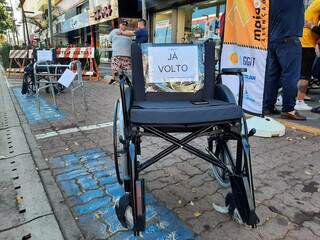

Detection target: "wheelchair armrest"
[215, 84, 237, 104]
[221, 68, 247, 74]
[216, 68, 247, 107]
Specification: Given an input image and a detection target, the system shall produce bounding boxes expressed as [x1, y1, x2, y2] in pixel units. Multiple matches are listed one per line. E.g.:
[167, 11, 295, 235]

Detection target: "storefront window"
[177, 2, 225, 44]
[154, 10, 172, 43]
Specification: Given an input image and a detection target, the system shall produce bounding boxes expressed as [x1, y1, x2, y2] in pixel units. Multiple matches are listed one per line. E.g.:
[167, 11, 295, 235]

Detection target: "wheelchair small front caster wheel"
[115, 194, 133, 229]
[225, 192, 244, 225]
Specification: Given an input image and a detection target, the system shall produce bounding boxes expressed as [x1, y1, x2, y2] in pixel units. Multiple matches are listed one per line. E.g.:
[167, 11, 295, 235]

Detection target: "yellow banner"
[224, 0, 269, 50]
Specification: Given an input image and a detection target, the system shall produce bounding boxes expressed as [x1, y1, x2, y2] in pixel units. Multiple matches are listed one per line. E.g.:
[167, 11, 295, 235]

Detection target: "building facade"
[53, 0, 142, 48]
[148, 0, 226, 44]
[22, 0, 226, 48]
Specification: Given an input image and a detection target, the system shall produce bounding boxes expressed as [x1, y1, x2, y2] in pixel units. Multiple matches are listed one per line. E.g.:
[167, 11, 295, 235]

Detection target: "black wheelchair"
[113, 42, 259, 235]
[21, 49, 66, 96]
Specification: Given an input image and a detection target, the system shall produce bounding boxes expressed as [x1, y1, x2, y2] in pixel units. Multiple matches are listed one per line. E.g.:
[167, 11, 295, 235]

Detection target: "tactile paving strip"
[13, 88, 64, 124]
[51, 148, 196, 240]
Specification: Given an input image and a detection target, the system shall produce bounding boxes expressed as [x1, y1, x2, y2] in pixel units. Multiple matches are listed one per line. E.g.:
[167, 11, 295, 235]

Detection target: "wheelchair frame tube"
[144, 126, 228, 171]
[138, 126, 213, 171]
[33, 60, 84, 114]
[216, 71, 245, 107]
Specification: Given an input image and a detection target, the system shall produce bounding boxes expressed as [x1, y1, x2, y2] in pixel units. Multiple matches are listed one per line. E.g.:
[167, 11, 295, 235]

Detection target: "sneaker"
[276, 95, 283, 106]
[109, 79, 116, 85]
[294, 100, 312, 111]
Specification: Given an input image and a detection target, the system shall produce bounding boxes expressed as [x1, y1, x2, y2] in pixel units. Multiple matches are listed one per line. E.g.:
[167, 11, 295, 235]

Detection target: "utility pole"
[142, 0, 147, 20]
[48, 0, 54, 47]
[21, 9, 26, 44]
[19, 0, 30, 46]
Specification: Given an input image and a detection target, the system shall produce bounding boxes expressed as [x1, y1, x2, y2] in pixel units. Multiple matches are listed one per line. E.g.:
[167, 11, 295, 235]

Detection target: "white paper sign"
[58, 69, 77, 88]
[37, 50, 53, 62]
[148, 46, 199, 83]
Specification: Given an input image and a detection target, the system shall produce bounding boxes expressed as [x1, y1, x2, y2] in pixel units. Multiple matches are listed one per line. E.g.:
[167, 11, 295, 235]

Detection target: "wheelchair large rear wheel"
[113, 99, 126, 185]
[210, 141, 235, 188]
[22, 73, 36, 95]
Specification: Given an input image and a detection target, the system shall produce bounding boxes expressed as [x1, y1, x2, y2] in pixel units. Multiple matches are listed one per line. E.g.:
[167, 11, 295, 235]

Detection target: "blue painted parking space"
[50, 148, 197, 239]
[13, 88, 64, 123]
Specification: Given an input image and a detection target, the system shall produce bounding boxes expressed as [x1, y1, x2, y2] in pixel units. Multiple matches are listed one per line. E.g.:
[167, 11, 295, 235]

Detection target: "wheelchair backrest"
[131, 41, 216, 102]
[35, 48, 57, 64]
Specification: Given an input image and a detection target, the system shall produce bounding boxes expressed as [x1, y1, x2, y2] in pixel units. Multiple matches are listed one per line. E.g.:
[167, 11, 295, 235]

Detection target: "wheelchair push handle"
[216, 68, 247, 107]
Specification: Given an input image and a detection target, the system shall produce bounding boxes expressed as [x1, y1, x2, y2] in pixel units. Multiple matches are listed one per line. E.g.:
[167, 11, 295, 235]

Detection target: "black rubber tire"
[210, 141, 235, 188]
[113, 99, 125, 185]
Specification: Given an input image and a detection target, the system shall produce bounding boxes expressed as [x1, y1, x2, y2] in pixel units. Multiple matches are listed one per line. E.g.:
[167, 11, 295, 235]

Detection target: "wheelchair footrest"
[133, 179, 146, 233]
[228, 175, 260, 227]
[115, 193, 131, 228]
[115, 179, 146, 234]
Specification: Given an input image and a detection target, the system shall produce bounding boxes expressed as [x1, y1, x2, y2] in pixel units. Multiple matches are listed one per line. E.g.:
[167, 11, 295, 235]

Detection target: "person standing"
[296, 1, 320, 110]
[263, 0, 306, 120]
[107, 19, 132, 85]
[204, 15, 213, 39]
[119, 19, 148, 44]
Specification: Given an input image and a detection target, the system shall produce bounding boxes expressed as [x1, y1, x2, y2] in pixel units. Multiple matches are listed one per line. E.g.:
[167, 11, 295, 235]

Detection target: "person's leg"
[277, 38, 306, 120]
[297, 80, 309, 99]
[110, 57, 119, 84]
[263, 43, 281, 114]
[296, 47, 315, 110]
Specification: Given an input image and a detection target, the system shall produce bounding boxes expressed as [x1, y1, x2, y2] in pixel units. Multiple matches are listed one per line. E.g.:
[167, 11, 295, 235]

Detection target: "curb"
[3, 68, 84, 240]
[277, 119, 320, 136]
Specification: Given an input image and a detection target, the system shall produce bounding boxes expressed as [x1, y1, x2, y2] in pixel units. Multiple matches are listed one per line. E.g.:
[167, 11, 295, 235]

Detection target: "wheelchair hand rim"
[113, 99, 126, 185]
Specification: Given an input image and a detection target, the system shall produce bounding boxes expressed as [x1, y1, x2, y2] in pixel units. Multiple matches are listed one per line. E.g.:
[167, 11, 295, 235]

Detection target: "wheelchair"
[21, 49, 65, 95]
[113, 42, 259, 235]
[21, 63, 36, 95]
[21, 62, 66, 96]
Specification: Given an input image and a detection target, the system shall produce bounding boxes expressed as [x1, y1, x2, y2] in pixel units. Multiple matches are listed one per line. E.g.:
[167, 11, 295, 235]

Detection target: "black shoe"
[311, 106, 320, 114]
[109, 79, 116, 85]
[264, 107, 281, 115]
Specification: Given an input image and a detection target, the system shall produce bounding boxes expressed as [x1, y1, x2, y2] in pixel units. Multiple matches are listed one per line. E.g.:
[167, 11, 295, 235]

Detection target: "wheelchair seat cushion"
[131, 100, 243, 125]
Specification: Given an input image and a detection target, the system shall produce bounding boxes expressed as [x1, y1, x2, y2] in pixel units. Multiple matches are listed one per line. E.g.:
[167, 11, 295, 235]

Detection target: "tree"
[0, 0, 14, 34]
[26, 8, 58, 47]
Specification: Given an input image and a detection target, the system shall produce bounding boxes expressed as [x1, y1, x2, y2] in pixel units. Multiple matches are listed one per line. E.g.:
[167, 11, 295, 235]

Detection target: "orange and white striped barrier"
[6, 49, 33, 77]
[56, 47, 99, 80]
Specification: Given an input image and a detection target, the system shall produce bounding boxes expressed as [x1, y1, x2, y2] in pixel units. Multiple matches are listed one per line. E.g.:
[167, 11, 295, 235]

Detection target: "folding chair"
[113, 41, 259, 235]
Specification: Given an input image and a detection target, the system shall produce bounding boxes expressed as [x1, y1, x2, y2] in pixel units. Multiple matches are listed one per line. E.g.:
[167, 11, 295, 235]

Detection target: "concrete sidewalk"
[276, 88, 320, 135]
[0, 74, 81, 240]
[4, 73, 320, 239]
